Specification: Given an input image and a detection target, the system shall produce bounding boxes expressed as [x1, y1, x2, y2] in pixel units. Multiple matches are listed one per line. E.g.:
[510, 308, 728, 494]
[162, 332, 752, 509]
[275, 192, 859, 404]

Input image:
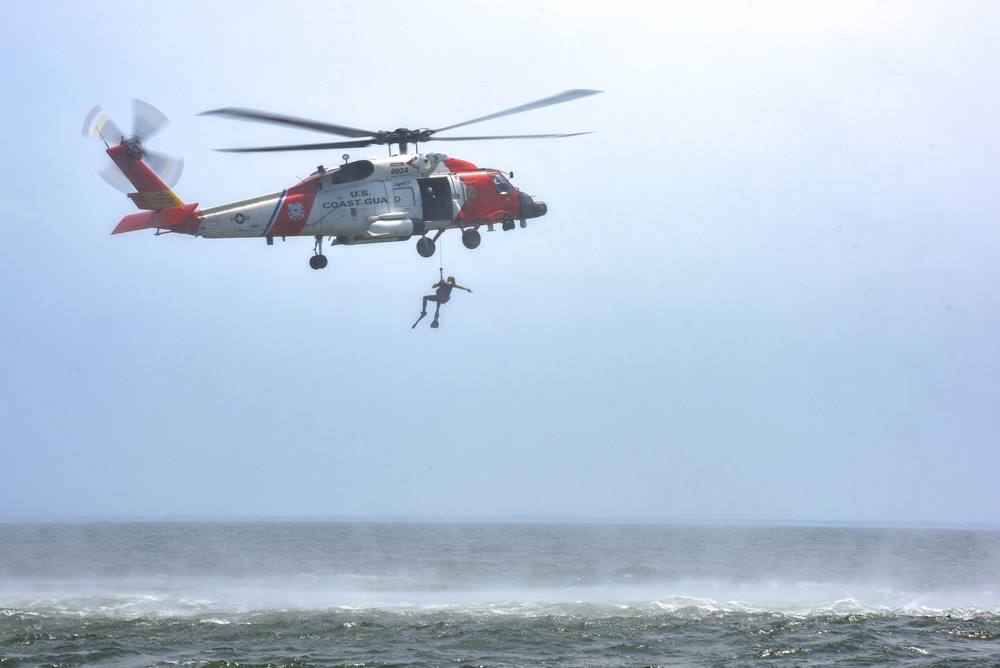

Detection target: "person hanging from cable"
[412, 270, 472, 329]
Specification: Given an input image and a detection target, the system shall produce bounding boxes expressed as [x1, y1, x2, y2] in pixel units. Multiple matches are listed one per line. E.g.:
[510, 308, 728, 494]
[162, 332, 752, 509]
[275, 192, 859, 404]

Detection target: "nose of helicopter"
[519, 191, 547, 219]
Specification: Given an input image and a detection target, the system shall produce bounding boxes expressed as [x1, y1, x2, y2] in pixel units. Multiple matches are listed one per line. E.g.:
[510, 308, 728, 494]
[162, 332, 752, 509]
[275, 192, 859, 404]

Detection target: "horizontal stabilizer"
[113, 202, 200, 235]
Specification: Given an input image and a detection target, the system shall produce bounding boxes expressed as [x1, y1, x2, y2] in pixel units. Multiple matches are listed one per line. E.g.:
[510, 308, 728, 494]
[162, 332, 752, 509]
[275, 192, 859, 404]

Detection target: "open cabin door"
[418, 177, 453, 222]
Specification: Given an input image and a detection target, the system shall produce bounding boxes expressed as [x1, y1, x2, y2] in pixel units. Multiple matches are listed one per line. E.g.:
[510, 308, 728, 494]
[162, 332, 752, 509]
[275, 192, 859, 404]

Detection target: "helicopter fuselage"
[111, 146, 546, 265]
[200, 153, 465, 242]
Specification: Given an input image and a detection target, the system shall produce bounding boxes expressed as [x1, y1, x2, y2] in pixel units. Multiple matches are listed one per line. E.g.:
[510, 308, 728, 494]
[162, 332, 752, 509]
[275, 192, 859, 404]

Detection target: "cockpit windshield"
[492, 173, 514, 195]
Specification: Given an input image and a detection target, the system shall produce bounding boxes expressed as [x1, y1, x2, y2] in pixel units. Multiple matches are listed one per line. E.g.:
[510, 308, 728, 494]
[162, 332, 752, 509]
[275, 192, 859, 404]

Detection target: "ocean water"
[1, 522, 998, 667]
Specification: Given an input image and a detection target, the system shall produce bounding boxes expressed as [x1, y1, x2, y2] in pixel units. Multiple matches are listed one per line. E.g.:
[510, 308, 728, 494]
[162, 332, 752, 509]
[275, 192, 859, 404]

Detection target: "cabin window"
[329, 160, 375, 184]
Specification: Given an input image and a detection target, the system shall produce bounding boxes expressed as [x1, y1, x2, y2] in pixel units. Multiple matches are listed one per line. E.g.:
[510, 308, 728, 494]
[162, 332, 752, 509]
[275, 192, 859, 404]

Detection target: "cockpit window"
[492, 173, 514, 195]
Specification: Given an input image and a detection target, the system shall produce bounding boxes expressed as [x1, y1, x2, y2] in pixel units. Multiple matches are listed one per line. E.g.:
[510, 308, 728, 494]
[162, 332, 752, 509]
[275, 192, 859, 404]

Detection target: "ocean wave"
[6, 601, 998, 668]
[4, 591, 999, 621]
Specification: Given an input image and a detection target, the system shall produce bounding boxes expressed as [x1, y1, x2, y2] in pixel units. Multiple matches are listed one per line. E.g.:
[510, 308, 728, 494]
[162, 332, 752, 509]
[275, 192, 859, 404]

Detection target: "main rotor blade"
[214, 139, 376, 153]
[199, 107, 376, 139]
[434, 132, 594, 141]
[433, 89, 601, 134]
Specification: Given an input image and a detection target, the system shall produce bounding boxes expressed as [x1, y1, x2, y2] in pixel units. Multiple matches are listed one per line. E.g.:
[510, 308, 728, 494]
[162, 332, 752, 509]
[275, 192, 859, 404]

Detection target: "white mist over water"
[2, 522, 998, 618]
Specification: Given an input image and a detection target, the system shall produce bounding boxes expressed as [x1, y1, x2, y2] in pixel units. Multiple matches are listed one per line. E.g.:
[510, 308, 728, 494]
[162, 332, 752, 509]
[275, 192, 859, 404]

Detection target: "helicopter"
[85, 90, 601, 269]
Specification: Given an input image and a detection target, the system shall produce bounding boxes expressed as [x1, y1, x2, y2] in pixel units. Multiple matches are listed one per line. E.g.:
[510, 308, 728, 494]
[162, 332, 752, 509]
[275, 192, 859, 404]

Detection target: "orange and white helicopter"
[85, 91, 600, 269]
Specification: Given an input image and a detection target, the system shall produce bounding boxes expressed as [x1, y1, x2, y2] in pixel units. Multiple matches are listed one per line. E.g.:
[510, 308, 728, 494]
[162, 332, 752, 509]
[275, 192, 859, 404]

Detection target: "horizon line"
[1, 515, 997, 530]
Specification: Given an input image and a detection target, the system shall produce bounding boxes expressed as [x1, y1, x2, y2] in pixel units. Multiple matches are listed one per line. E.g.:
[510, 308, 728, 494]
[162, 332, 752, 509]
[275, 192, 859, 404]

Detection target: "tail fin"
[107, 143, 184, 210]
[106, 142, 200, 235]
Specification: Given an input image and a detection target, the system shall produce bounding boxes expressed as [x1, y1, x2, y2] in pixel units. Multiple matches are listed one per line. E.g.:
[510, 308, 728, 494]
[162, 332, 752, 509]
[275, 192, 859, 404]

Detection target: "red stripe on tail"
[107, 143, 184, 211]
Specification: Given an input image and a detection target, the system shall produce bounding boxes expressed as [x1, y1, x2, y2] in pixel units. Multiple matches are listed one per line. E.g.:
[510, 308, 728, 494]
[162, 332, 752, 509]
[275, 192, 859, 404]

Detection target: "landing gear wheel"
[462, 228, 482, 250]
[310, 235, 329, 269]
[416, 236, 436, 258]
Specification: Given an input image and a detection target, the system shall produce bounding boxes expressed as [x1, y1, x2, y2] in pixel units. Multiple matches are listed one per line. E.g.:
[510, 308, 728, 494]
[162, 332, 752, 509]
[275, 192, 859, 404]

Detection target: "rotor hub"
[123, 136, 145, 158]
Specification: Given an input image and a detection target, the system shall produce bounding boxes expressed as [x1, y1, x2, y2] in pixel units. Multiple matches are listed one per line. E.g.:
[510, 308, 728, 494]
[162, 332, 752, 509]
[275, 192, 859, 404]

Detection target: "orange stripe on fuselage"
[458, 171, 518, 224]
[266, 192, 316, 238]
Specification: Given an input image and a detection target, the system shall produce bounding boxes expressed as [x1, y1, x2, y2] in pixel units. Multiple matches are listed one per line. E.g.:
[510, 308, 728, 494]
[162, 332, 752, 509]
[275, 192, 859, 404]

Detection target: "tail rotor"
[83, 99, 184, 192]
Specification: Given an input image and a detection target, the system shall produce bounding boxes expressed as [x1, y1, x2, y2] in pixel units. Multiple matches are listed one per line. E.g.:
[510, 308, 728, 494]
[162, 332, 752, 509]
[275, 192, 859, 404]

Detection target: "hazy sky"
[2, 1, 998, 524]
